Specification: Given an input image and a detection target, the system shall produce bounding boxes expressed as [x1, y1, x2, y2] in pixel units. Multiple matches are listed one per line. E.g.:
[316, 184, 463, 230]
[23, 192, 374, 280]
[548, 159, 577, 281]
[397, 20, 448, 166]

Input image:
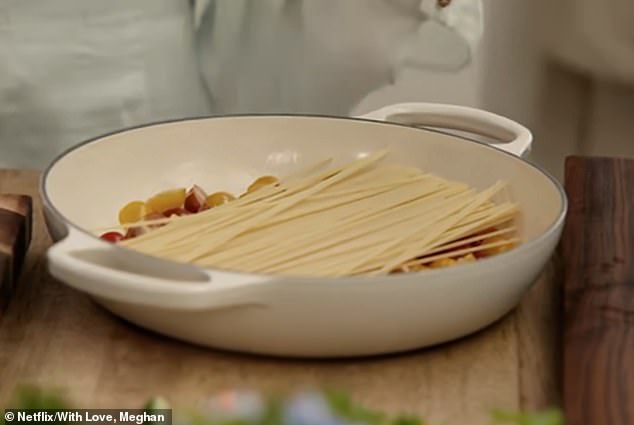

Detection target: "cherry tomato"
[118, 201, 150, 225]
[206, 191, 236, 208]
[146, 188, 187, 214]
[247, 176, 278, 193]
[100, 231, 124, 243]
[162, 208, 190, 218]
[184, 185, 208, 213]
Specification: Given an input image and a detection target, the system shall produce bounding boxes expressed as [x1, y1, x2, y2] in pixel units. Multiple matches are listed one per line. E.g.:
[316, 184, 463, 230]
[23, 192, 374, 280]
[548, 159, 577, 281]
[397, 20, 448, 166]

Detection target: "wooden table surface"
[0, 170, 561, 425]
[562, 157, 634, 425]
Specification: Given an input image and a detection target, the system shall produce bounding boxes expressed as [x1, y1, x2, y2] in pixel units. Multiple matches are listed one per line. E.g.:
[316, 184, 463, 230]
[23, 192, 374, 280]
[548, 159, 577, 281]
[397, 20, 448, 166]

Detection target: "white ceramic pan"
[42, 103, 566, 358]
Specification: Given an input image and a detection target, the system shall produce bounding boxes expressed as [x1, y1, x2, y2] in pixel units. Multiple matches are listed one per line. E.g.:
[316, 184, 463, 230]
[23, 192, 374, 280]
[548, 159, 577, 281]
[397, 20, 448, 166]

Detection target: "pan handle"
[357, 102, 532, 157]
[47, 228, 270, 310]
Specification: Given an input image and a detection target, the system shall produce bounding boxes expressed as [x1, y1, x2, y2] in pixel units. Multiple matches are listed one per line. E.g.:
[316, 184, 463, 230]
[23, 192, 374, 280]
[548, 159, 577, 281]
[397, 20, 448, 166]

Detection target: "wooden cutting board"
[0, 193, 32, 300]
[562, 156, 634, 425]
[0, 170, 561, 425]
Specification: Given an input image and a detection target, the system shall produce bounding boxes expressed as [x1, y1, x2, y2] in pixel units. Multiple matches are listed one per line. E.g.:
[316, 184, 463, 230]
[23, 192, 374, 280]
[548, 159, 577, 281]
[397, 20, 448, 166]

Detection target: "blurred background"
[1, 0, 633, 180]
[354, 0, 634, 181]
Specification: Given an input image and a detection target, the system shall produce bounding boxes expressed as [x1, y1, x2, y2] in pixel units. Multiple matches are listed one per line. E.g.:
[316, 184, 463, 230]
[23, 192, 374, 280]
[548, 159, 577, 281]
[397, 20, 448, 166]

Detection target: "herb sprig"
[1, 387, 563, 425]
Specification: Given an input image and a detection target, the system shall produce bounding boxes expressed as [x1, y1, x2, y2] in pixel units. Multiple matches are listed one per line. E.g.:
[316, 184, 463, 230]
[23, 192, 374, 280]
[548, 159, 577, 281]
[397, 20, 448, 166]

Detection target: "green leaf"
[2, 385, 566, 425]
[145, 396, 171, 411]
[1, 386, 74, 425]
[391, 414, 427, 425]
[491, 409, 564, 425]
[258, 393, 284, 425]
[324, 390, 385, 425]
[143, 396, 171, 425]
[6, 386, 71, 409]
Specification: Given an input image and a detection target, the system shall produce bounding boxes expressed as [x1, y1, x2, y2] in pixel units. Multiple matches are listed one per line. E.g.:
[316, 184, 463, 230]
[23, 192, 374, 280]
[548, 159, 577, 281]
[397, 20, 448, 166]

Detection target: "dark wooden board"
[0, 194, 32, 301]
[562, 156, 634, 425]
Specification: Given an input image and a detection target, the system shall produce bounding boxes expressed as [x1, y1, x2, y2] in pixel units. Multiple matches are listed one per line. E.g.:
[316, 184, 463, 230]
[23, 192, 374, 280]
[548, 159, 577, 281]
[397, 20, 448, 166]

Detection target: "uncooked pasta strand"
[121, 205, 264, 250]
[115, 151, 520, 277]
[405, 238, 521, 266]
[414, 226, 517, 258]
[201, 184, 473, 269]
[351, 202, 517, 274]
[373, 181, 508, 275]
[164, 150, 391, 262]
[242, 194, 470, 273]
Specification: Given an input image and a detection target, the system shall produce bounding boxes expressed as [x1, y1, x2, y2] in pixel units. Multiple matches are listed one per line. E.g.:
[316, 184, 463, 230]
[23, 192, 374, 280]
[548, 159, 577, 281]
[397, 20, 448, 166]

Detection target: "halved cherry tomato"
[206, 191, 236, 208]
[162, 208, 190, 218]
[118, 201, 149, 224]
[146, 188, 187, 214]
[100, 231, 124, 243]
[123, 226, 149, 240]
[247, 176, 278, 193]
[184, 185, 208, 213]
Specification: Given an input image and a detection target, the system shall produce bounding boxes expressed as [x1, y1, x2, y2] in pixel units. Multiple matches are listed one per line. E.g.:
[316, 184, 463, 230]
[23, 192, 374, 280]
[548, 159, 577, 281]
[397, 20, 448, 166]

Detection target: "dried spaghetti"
[99, 150, 520, 276]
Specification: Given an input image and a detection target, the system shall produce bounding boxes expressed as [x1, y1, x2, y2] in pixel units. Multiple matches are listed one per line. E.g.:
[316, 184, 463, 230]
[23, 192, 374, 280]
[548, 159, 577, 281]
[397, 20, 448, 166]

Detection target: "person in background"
[195, 0, 482, 116]
[0, 0, 210, 169]
[0, 0, 482, 169]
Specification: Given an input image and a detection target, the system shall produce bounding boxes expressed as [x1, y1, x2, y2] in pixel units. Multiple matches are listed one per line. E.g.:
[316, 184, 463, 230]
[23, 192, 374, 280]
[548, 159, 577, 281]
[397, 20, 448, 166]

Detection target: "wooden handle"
[562, 156, 634, 425]
[0, 194, 32, 298]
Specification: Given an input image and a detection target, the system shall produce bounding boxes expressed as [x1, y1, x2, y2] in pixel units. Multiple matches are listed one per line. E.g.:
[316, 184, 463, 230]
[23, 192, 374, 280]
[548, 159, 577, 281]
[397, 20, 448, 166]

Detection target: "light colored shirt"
[195, 0, 482, 115]
[0, 0, 210, 169]
[0, 0, 482, 169]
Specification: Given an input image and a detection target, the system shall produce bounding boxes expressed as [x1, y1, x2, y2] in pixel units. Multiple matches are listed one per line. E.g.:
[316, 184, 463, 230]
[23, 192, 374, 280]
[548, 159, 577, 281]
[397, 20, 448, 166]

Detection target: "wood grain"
[0, 192, 33, 302]
[0, 170, 560, 424]
[562, 156, 634, 425]
[516, 257, 563, 411]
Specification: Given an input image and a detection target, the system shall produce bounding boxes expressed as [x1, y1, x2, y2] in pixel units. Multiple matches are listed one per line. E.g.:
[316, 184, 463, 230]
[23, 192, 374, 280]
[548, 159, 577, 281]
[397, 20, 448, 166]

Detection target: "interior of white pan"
[44, 115, 565, 243]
